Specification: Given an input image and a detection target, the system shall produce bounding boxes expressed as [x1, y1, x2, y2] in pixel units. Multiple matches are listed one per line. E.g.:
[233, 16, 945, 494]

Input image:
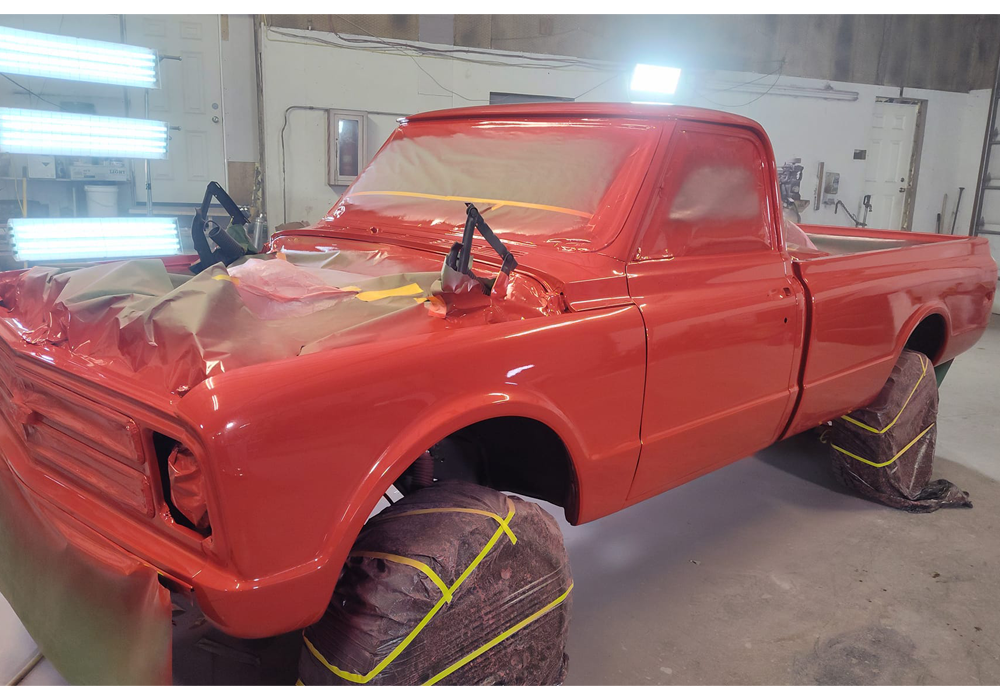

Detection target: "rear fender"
[894, 304, 952, 365]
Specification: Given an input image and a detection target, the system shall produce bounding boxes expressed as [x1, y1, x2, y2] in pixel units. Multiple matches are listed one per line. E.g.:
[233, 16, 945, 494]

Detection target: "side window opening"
[637, 125, 773, 260]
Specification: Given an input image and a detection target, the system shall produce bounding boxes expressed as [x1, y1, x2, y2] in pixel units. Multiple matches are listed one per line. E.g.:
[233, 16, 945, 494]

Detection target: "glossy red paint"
[623, 119, 805, 501]
[783, 224, 996, 436]
[0, 104, 994, 640]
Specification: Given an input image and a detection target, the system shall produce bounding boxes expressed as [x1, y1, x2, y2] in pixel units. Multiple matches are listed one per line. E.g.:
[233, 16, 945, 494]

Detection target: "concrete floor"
[2, 316, 998, 685]
[559, 315, 1000, 685]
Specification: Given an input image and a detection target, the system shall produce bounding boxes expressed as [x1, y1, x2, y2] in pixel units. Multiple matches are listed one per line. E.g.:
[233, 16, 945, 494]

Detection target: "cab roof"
[406, 102, 764, 131]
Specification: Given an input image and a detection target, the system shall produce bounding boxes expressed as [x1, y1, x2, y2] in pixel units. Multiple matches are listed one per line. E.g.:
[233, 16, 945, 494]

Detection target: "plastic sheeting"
[0, 246, 559, 395]
[167, 443, 209, 532]
[298, 482, 573, 686]
[783, 217, 821, 253]
[0, 456, 171, 684]
[329, 118, 659, 251]
[828, 350, 972, 512]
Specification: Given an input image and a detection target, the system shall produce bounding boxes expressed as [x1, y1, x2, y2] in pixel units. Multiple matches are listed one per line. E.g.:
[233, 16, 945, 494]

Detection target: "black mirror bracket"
[444, 203, 518, 293]
[190, 181, 252, 274]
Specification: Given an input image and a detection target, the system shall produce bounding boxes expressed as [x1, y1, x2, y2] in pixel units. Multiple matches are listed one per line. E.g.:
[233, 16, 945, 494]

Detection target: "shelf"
[0, 177, 129, 184]
[127, 205, 229, 217]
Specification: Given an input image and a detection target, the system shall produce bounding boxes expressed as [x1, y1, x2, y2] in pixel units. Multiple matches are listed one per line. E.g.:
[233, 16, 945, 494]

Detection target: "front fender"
[176, 304, 646, 631]
[355, 388, 587, 527]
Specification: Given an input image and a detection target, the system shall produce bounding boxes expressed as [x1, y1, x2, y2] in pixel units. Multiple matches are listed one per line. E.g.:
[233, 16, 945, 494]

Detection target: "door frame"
[871, 96, 927, 231]
[124, 14, 227, 207]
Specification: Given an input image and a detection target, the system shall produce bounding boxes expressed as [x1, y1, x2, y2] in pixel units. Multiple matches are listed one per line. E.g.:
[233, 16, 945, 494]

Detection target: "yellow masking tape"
[422, 582, 574, 686]
[304, 500, 517, 684]
[840, 355, 928, 434]
[348, 190, 593, 219]
[353, 283, 424, 302]
[830, 423, 935, 468]
[379, 507, 517, 544]
[350, 551, 452, 602]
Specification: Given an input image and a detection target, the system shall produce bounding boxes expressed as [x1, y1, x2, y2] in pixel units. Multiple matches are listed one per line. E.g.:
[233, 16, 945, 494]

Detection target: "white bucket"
[84, 185, 120, 217]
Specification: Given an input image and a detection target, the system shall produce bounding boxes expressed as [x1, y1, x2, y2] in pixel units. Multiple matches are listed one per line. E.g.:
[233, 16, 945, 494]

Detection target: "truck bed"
[794, 223, 943, 258]
[783, 224, 996, 436]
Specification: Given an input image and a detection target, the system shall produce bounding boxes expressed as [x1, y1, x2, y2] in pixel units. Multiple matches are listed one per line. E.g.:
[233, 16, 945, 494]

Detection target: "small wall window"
[328, 111, 368, 186]
[636, 125, 772, 260]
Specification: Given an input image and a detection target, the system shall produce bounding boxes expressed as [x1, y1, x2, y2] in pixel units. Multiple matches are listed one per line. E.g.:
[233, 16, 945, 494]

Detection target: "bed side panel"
[785, 237, 995, 436]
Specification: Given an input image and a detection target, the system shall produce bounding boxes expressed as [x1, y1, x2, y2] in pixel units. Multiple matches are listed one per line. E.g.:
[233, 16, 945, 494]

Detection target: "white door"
[125, 15, 226, 205]
[865, 100, 919, 230]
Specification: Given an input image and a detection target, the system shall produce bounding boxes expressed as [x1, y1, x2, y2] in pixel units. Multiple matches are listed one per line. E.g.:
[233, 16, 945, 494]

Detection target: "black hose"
[835, 199, 866, 227]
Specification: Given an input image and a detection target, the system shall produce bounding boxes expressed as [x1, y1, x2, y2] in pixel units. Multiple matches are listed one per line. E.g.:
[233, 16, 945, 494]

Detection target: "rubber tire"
[298, 481, 573, 686]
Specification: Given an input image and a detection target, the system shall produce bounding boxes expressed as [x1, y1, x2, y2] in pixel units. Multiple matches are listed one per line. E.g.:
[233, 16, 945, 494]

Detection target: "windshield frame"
[321, 116, 664, 254]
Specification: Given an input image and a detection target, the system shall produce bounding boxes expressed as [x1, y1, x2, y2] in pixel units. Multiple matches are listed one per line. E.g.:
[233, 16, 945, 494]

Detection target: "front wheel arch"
[397, 416, 579, 521]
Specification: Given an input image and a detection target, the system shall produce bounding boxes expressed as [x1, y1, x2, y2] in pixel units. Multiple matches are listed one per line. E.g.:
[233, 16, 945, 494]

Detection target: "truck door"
[624, 121, 804, 504]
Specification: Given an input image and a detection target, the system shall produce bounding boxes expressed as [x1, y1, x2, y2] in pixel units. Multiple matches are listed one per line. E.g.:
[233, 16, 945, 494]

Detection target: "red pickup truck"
[0, 103, 995, 682]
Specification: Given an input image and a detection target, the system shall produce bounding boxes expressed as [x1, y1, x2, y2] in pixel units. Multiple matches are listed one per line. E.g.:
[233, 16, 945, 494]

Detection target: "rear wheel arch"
[902, 312, 949, 364]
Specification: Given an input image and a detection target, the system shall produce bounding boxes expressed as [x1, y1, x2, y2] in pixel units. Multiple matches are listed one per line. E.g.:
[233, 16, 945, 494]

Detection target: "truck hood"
[0, 239, 564, 396]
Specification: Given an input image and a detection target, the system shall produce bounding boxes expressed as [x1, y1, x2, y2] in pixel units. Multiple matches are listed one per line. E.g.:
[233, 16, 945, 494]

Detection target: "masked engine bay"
[0, 224, 564, 396]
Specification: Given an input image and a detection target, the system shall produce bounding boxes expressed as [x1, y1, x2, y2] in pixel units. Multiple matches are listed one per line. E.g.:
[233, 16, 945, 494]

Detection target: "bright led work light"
[0, 25, 158, 88]
[9, 217, 182, 262]
[630, 64, 682, 95]
[0, 108, 169, 159]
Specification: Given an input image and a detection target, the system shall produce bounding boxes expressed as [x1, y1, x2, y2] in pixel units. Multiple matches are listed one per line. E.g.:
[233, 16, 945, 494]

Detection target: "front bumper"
[0, 407, 334, 642]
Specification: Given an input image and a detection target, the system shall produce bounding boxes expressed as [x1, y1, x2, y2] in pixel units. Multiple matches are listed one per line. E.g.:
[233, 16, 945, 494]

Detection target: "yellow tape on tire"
[302, 499, 570, 685]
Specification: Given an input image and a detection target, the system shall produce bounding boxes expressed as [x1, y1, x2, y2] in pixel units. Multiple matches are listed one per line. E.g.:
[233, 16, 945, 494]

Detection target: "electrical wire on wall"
[0, 15, 68, 111]
[279, 106, 328, 223]
[1, 73, 61, 108]
[279, 105, 409, 223]
[262, 14, 628, 105]
[264, 16, 627, 221]
[263, 15, 622, 73]
[572, 71, 628, 100]
[692, 58, 787, 108]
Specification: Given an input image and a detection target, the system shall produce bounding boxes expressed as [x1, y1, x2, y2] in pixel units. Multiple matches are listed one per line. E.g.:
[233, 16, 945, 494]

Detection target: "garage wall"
[220, 14, 259, 204]
[267, 15, 1000, 94]
[0, 15, 132, 217]
[260, 25, 990, 236]
[2, 16, 985, 235]
[259, 26, 632, 224]
[0, 14, 260, 209]
[694, 78, 990, 235]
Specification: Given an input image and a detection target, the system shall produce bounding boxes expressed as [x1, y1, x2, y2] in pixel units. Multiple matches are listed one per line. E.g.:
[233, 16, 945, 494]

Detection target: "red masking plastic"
[167, 443, 210, 532]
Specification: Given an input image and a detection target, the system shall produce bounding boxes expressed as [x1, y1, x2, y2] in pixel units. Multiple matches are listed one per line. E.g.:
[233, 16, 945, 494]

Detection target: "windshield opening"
[324, 118, 660, 252]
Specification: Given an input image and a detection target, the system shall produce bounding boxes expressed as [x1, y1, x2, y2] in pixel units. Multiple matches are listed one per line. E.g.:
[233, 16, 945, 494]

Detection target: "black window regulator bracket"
[190, 181, 252, 274]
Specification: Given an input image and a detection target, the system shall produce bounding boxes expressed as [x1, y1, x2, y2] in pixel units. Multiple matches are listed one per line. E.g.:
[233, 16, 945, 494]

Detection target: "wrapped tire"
[298, 481, 573, 686]
[828, 349, 971, 512]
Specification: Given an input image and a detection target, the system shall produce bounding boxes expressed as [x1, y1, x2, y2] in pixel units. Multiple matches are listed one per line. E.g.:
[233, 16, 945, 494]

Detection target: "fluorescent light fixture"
[630, 64, 682, 95]
[0, 25, 158, 88]
[10, 217, 182, 262]
[0, 108, 169, 159]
